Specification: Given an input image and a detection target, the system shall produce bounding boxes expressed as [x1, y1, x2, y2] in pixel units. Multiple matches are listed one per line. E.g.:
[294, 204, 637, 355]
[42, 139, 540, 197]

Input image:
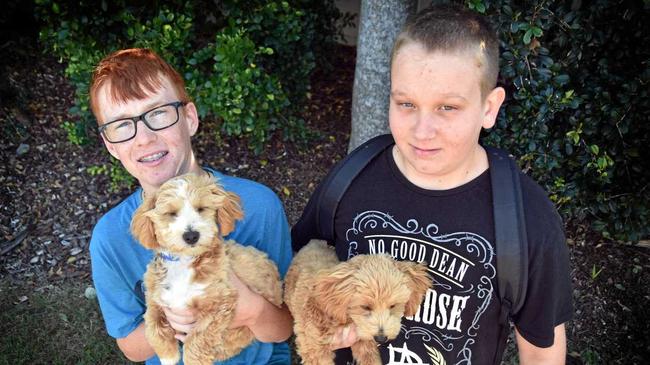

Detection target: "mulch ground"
[1, 36, 648, 364]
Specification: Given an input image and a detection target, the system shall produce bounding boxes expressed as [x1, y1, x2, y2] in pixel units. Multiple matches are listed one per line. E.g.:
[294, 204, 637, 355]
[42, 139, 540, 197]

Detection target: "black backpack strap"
[317, 134, 395, 242]
[486, 146, 529, 318]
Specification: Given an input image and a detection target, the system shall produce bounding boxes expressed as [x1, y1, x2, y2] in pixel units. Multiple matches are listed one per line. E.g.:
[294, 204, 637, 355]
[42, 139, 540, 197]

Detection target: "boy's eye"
[114, 120, 132, 130]
[400, 102, 415, 109]
[440, 105, 456, 111]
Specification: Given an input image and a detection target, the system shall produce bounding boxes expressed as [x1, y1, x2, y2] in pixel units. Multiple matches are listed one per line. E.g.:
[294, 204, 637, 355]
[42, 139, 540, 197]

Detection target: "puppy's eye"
[166, 211, 177, 217]
[390, 304, 396, 310]
[362, 305, 372, 311]
[197, 207, 205, 213]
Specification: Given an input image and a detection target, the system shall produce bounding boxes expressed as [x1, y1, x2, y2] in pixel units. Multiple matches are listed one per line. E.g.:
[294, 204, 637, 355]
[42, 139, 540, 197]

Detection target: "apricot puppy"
[131, 173, 283, 365]
[284, 240, 431, 365]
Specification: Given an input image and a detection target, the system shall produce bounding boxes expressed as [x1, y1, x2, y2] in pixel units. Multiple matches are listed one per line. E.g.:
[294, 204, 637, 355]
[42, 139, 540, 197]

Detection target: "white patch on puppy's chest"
[158, 256, 207, 308]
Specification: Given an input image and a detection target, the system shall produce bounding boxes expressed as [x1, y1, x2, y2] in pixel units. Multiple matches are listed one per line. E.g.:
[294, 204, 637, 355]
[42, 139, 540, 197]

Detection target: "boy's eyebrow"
[390, 90, 409, 98]
[391, 89, 468, 102]
[439, 93, 468, 102]
[109, 98, 166, 121]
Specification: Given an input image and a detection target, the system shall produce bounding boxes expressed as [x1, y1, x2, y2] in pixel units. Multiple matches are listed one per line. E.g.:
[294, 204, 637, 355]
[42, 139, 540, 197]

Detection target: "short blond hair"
[391, 3, 499, 99]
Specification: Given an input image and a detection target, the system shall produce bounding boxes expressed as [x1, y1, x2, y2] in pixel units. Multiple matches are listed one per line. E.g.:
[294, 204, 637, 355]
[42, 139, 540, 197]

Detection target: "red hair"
[89, 48, 190, 122]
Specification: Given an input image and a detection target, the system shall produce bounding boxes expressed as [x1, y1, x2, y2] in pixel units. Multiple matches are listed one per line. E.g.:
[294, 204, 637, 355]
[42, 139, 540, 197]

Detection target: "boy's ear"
[183, 102, 200, 137]
[482, 86, 506, 129]
[101, 135, 120, 160]
[131, 194, 159, 249]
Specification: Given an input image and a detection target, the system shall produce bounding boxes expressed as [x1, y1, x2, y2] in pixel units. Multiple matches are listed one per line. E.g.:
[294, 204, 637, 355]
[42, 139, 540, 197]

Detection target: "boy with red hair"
[89, 48, 293, 364]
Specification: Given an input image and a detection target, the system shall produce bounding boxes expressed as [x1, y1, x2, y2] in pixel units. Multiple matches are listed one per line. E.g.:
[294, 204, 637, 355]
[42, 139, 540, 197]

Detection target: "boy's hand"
[228, 272, 265, 330]
[330, 325, 359, 350]
[162, 306, 197, 342]
[229, 271, 294, 342]
[162, 273, 270, 342]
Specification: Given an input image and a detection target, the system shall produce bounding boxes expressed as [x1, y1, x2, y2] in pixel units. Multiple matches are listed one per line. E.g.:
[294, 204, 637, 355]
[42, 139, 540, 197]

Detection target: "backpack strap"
[317, 134, 395, 242]
[486, 146, 529, 318]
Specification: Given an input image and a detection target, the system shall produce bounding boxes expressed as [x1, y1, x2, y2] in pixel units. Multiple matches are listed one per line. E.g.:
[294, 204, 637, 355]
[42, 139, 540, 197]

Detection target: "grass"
[0, 279, 131, 365]
[0, 279, 546, 365]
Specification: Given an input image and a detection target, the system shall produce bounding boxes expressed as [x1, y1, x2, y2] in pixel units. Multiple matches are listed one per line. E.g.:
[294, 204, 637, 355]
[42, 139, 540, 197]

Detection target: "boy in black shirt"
[292, 3, 572, 364]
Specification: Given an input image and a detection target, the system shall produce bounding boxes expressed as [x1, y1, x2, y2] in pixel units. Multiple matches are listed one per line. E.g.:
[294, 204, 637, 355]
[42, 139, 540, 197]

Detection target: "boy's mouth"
[412, 146, 440, 156]
[138, 151, 168, 163]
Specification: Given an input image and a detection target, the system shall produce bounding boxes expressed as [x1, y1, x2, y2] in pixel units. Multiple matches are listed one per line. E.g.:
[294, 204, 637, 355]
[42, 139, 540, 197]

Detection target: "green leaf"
[553, 74, 570, 85]
[523, 28, 533, 44]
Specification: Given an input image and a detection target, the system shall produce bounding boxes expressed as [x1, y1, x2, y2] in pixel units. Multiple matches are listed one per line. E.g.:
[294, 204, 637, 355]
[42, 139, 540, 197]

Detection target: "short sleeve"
[244, 189, 293, 277]
[220, 176, 293, 278]
[90, 218, 147, 339]
[512, 178, 573, 347]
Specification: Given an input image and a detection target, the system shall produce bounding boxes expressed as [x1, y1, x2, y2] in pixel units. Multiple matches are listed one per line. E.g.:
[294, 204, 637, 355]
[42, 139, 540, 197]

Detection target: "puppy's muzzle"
[182, 229, 200, 245]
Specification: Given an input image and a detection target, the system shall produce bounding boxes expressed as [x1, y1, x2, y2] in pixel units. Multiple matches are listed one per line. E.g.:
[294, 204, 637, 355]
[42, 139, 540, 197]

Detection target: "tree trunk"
[349, 0, 417, 152]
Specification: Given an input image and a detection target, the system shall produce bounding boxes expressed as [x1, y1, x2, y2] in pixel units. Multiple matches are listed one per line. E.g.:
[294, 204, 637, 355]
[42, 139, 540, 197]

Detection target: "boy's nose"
[133, 120, 158, 145]
[414, 112, 437, 139]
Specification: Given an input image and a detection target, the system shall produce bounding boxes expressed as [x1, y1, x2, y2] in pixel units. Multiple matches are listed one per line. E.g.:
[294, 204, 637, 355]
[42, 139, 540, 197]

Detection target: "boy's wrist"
[245, 292, 267, 329]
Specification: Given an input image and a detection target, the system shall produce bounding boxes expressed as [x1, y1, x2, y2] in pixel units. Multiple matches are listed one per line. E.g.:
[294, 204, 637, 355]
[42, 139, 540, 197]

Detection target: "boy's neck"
[141, 161, 206, 198]
[391, 145, 489, 190]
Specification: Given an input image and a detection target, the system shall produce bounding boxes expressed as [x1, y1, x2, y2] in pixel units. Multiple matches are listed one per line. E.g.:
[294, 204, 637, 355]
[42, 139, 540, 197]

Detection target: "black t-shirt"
[292, 147, 573, 365]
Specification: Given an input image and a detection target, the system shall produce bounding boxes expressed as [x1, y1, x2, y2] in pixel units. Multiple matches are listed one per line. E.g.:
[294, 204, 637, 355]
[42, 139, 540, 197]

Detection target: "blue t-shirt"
[90, 168, 292, 365]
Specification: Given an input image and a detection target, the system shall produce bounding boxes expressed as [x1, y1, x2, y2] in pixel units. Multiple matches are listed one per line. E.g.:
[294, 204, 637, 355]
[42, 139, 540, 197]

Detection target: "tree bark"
[349, 0, 417, 152]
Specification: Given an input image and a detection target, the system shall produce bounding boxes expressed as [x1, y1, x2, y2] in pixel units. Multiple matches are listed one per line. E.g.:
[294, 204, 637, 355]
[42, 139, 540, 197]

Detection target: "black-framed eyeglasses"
[98, 101, 187, 143]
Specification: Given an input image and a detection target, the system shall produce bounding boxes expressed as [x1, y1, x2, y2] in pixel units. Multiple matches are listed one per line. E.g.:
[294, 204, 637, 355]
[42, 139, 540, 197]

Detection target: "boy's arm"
[228, 271, 293, 342]
[515, 324, 566, 365]
[167, 291, 294, 345]
[91, 218, 156, 362]
[116, 323, 155, 362]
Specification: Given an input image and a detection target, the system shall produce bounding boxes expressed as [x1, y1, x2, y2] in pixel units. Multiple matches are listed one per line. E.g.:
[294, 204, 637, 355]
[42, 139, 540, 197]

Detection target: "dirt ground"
[1, 36, 648, 363]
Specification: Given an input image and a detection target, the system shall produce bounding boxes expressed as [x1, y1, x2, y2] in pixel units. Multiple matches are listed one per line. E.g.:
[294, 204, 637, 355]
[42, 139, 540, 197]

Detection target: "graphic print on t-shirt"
[344, 210, 495, 365]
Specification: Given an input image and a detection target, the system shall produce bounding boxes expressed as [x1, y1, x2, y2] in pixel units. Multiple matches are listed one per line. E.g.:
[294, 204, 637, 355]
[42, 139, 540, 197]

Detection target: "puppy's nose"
[374, 334, 388, 344]
[182, 230, 200, 245]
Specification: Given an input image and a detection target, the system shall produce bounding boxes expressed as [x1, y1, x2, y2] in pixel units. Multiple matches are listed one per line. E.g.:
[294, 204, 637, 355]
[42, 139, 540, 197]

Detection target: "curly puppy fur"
[284, 240, 432, 365]
[131, 173, 283, 365]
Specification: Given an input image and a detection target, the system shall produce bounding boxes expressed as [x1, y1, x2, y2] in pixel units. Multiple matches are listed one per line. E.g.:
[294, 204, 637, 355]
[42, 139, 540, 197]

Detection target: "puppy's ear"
[313, 262, 355, 323]
[215, 189, 244, 237]
[397, 261, 432, 317]
[131, 193, 159, 250]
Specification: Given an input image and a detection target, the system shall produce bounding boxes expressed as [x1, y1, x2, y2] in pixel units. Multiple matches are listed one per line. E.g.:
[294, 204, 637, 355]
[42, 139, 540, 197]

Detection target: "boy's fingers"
[174, 332, 187, 343]
[330, 325, 358, 350]
[341, 326, 350, 341]
[170, 322, 194, 334]
[163, 306, 196, 325]
[344, 326, 358, 345]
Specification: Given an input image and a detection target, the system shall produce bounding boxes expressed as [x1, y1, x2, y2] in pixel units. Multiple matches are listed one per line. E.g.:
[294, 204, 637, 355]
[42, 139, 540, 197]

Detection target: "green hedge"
[35, 0, 347, 152]
[472, 0, 649, 242]
[36, 0, 649, 242]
